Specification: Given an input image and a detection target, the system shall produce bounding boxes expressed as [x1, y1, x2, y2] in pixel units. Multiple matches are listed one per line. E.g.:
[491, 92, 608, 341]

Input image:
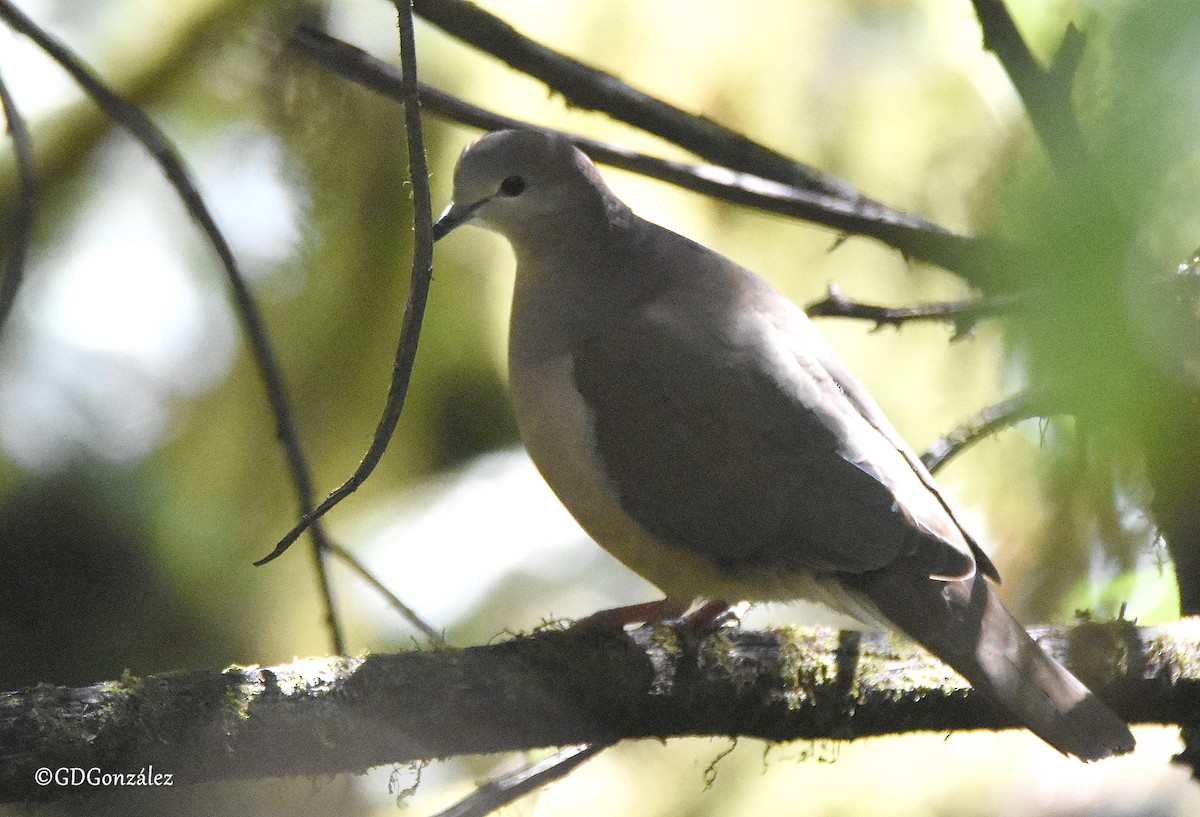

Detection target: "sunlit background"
[1, 0, 1198, 814]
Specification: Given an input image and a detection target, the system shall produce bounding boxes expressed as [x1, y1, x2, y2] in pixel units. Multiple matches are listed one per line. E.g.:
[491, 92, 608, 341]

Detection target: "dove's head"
[434, 130, 623, 243]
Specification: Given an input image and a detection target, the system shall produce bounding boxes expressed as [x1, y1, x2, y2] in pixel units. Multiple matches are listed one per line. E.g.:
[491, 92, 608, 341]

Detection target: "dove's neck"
[506, 207, 661, 365]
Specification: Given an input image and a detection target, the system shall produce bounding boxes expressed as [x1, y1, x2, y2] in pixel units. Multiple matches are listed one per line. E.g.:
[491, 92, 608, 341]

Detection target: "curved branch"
[0, 0, 346, 651]
[921, 391, 1048, 473]
[256, 2, 436, 565]
[0, 66, 35, 335]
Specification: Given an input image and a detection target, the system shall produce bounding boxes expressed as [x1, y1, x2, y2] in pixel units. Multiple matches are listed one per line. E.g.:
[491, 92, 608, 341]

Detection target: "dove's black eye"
[499, 175, 527, 197]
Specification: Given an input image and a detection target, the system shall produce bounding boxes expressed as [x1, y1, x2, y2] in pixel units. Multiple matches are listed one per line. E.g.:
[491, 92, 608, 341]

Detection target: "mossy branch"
[3, 619, 1197, 803]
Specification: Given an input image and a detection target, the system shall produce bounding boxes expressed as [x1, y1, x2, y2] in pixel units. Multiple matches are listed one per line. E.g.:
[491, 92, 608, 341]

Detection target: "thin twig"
[328, 543, 445, 645]
[0, 0, 347, 652]
[254, 3, 437, 564]
[288, 27, 1011, 280]
[431, 743, 613, 817]
[921, 390, 1046, 473]
[805, 283, 1022, 337]
[0, 66, 36, 333]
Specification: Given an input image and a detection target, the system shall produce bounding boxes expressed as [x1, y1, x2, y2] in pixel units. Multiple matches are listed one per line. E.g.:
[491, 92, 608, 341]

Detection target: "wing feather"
[572, 274, 976, 580]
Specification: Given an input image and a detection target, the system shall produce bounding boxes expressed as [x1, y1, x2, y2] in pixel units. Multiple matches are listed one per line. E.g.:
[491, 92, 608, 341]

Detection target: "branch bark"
[3, 619, 1195, 803]
[969, 0, 1089, 181]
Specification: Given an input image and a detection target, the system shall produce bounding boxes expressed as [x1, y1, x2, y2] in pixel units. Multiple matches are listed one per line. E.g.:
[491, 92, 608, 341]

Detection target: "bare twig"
[921, 390, 1047, 472]
[0, 0, 346, 652]
[328, 543, 445, 645]
[805, 283, 1022, 337]
[431, 743, 613, 817]
[255, 2, 436, 564]
[288, 27, 1012, 280]
[0, 66, 35, 333]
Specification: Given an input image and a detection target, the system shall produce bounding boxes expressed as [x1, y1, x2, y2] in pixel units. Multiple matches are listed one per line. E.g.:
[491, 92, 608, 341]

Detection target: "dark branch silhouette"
[328, 542, 444, 644]
[256, 1, 436, 565]
[921, 391, 1048, 473]
[0, 0, 347, 652]
[806, 283, 1022, 337]
[431, 743, 613, 817]
[411, 0, 857, 198]
[969, 0, 1090, 182]
[0, 65, 35, 334]
[288, 26, 1014, 282]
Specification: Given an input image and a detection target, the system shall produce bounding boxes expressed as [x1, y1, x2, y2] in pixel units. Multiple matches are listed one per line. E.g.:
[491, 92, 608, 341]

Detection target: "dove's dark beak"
[432, 199, 486, 241]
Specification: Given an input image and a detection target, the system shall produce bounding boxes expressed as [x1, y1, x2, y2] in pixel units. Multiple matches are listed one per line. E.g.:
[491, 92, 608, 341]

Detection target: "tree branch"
[430, 742, 613, 817]
[411, 0, 857, 198]
[0, 0, 348, 652]
[256, 2, 436, 566]
[288, 26, 1014, 281]
[0, 65, 35, 335]
[969, 1, 1092, 185]
[2, 618, 1191, 803]
[921, 391, 1047, 472]
[805, 283, 1022, 337]
[327, 542, 445, 644]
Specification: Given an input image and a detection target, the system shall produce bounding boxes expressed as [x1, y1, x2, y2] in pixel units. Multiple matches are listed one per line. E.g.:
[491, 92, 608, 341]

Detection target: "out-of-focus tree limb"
[921, 391, 1049, 473]
[429, 742, 613, 817]
[0, 0, 247, 236]
[0, 0, 348, 652]
[0, 65, 35, 334]
[969, 0, 1092, 184]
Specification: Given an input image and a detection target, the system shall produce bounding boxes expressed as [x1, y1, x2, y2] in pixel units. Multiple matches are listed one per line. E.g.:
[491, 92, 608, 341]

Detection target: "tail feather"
[845, 567, 1135, 760]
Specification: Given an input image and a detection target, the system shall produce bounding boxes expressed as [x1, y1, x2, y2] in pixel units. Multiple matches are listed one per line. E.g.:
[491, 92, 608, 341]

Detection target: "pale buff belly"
[507, 353, 858, 613]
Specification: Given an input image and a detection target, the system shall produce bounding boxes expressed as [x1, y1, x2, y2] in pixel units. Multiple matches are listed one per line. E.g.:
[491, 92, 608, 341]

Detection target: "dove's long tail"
[846, 566, 1135, 761]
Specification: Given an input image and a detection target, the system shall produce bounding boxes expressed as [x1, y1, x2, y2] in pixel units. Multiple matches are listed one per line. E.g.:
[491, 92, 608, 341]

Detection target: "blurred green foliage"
[2, 0, 1200, 815]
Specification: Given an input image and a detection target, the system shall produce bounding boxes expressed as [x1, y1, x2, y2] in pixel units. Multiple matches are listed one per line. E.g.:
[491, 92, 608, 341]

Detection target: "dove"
[433, 129, 1134, 760]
